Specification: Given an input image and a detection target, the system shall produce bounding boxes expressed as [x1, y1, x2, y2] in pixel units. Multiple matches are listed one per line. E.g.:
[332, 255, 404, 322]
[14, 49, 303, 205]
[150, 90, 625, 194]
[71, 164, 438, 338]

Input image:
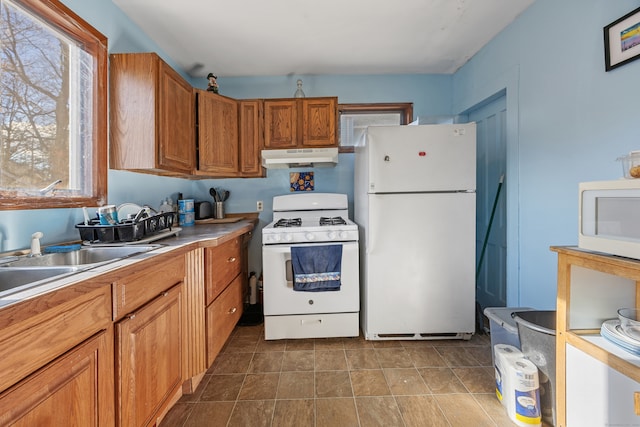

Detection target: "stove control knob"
[272, 234, 281, 242]
[305, 233, 316, 241]
[339, 231, 349, 240]
[284, 234, 293, 242]
[327, 231, 337, 240]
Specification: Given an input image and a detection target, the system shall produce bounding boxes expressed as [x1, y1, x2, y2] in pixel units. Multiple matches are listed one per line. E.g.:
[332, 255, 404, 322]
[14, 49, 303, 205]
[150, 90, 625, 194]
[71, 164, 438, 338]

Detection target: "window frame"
[337, 103, 413, 153]
[0, 0, 108, 210]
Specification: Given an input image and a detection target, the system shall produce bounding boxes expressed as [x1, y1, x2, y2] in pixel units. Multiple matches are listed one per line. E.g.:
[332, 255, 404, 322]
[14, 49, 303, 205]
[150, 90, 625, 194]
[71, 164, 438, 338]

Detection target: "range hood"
[261, 147, 338, 169]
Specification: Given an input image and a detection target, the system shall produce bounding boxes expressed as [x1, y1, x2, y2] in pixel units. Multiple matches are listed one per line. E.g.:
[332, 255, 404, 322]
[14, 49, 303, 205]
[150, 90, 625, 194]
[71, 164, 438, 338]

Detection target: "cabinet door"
[205, 237, 242, 305]
[238, 99, 264, 177]
[109, 53, 157, 171]
[116, 284, 182, 427]
[158, 60, 195, 173]
[264, 99, 297, 148]
[109, 53, 195, 175]
[0, 331, 114, 427]
[196, 90, 239, 175]
[206, 275, 243, 366]
[301, 97, 337, 147]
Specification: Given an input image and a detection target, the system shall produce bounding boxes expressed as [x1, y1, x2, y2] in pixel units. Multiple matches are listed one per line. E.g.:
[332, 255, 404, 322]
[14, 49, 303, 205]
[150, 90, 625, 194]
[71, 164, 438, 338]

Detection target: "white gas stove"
[262, 193, 360, 340]
[263, 193, 359, 245]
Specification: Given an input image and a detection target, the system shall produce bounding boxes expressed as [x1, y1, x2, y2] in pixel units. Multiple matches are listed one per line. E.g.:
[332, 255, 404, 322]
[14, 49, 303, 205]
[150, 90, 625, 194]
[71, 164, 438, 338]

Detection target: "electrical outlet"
[257, 200, 263, 212]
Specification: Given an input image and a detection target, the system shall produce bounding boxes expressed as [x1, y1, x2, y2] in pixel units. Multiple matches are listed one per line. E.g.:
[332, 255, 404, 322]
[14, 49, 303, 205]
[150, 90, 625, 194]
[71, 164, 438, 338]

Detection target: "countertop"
[0, 217, 257, 311]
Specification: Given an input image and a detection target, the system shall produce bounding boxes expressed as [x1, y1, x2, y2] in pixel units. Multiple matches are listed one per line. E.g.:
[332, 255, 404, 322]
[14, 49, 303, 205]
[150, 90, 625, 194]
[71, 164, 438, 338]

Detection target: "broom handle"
[476, 174, 504, 281]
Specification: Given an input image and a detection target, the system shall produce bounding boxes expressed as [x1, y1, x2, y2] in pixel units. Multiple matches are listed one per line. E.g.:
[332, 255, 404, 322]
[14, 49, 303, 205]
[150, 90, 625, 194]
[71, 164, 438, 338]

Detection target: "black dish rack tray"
[76, 212, 176, 243]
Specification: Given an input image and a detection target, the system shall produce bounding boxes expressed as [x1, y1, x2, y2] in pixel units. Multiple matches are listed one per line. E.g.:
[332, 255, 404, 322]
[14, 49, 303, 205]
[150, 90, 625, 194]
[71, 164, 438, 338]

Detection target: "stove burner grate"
[320, 216, 347, 226]
[274, 218, 302, 228]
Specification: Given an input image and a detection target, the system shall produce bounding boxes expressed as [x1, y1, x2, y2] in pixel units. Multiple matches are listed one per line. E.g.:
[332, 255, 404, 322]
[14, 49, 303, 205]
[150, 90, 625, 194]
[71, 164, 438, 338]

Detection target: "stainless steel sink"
[1, 245, 160, 268]
[0, 267, 81, 293]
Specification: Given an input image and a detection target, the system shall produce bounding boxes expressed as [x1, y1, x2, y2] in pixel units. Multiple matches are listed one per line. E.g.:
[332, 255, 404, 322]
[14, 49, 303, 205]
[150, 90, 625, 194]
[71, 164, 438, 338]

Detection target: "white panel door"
[363, 193, 476, 336]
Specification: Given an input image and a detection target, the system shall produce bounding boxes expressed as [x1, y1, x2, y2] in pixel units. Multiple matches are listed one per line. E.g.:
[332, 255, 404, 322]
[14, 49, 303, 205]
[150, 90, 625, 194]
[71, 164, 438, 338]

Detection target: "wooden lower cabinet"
[553, 246, 640, 426]
[116, 283, 183, 427]
[205, 237, 242, 305]
[0, 330, 114, 426]
[206, 274, 243, 366]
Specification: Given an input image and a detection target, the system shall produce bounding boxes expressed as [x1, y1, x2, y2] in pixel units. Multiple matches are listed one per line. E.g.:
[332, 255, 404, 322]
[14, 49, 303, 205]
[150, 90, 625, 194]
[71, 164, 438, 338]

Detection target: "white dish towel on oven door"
[290, 245, 342, 292]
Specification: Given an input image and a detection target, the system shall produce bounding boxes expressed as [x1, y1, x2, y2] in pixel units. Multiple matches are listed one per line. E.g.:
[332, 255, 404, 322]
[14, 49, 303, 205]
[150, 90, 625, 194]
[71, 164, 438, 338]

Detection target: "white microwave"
[579, 180, 640, 259]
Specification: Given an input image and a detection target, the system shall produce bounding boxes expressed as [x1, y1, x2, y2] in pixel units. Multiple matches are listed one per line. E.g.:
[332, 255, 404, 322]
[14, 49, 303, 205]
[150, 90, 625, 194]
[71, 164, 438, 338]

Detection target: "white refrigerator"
[354, 123, 476, 340]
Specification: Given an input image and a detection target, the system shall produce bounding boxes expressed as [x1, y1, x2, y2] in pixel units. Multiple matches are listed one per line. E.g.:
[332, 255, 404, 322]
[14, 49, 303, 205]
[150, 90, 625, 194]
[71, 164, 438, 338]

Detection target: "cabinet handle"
[228, 307, 237, 314]
[227, 257, 236, 263]
[128, 313, 136, 320]
[161, 291, 169, 297]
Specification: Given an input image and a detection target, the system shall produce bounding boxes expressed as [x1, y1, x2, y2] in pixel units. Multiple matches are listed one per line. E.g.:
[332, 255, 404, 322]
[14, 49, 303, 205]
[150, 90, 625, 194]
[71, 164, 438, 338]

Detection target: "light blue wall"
[0, 0, 451, 277]
[453, 0, 640, 308]
[4, 0, 637, 309]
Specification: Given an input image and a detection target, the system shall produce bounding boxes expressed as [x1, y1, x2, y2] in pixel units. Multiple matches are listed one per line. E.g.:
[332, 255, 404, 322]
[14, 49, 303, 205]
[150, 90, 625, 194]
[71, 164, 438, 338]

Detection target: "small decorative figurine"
[206, 73, 219, 93]
[294, 79, 305, 98]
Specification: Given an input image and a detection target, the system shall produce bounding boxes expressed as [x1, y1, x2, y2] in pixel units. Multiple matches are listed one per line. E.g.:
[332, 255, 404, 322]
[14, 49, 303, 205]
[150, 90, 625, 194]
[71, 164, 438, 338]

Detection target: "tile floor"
[161, 325, 525, 427]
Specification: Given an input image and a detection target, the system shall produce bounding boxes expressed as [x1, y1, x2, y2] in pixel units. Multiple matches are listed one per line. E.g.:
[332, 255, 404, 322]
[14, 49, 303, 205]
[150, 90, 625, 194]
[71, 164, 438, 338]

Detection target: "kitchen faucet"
[30, 231, 43, 257]
[39, 179, 62, 195]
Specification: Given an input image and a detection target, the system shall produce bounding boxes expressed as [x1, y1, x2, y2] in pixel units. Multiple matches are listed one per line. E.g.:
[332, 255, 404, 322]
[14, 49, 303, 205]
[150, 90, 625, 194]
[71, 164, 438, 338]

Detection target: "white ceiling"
[113, 0, 535, 78]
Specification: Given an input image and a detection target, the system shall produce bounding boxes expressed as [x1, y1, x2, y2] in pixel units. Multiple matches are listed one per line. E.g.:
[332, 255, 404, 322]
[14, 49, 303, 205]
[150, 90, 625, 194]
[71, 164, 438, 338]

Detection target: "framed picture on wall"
[604, 6, 640, 71]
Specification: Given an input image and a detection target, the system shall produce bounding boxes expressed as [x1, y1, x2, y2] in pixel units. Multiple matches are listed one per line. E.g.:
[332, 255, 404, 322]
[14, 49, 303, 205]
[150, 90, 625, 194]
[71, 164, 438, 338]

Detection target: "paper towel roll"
[493, 344, 522, 406]
[506, 357, 541, 427]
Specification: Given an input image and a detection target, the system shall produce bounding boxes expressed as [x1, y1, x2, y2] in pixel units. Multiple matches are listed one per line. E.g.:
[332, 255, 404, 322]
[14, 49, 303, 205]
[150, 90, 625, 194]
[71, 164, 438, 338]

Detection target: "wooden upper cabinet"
[302, 97, 337, 147]
[264, 99, 297, 149]
[264, 97, 337, 149]
[195, 90, 239, 176]
[238, 100, 265, 177]
[109, 53, 195, 176]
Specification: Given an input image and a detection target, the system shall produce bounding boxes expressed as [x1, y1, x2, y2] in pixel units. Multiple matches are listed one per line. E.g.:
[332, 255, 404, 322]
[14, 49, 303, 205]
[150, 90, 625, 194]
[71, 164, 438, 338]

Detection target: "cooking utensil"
[209, 187, 219, 202]
[221, 189, 230, 201]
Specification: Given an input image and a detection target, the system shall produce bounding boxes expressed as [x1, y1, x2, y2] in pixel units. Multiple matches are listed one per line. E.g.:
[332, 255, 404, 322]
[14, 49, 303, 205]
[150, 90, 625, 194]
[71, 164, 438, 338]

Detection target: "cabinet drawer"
[205, 238, 242, 305]
[0, 286, 111, 393]
[112, 256, 184, 320]
[206, 275, 243, 366]
[0, 331, 113, 426]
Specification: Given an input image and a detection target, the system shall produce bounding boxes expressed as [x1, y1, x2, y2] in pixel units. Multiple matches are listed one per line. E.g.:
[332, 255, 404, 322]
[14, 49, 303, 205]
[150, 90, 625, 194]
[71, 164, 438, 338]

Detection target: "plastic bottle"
[158, 199, 171, 213]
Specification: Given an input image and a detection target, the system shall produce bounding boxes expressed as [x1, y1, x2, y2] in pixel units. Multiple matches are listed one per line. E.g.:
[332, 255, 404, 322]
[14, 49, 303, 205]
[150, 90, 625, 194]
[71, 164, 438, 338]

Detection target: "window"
[0, 0, 107, 210]
[338, 103, 413, 153]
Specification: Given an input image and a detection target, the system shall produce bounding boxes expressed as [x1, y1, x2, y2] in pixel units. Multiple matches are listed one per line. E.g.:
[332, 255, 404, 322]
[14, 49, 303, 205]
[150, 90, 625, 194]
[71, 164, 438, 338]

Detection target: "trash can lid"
[484, 307, 533, 334]
[513, 310, 556, 336]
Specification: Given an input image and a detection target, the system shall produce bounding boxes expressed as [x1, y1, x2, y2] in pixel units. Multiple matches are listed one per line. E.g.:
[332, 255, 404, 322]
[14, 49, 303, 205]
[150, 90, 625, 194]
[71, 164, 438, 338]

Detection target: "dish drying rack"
[76, 212, 177, 244]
